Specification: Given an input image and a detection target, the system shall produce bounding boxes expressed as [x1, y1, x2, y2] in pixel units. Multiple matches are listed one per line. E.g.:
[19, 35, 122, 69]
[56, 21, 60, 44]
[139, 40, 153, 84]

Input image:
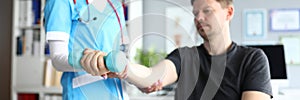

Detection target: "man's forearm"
[125, 60, 178, 88]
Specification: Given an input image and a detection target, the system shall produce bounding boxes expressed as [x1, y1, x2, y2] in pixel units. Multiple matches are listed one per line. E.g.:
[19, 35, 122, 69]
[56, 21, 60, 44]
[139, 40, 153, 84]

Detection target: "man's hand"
[138, 80, 163, 94]
[80, 48, 109, 76]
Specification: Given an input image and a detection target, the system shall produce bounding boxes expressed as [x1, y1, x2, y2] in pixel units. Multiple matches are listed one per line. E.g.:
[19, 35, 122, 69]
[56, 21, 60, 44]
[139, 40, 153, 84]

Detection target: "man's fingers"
[145, 80, 163, 93]
[145, 87, 154, 93]
[139, 86, 155, 94]
[156, 80, 163, 90]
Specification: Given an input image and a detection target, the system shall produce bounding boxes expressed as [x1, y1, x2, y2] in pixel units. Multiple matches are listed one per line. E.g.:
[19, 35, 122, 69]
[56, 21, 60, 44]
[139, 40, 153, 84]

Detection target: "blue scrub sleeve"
[44, 0, 72, 34]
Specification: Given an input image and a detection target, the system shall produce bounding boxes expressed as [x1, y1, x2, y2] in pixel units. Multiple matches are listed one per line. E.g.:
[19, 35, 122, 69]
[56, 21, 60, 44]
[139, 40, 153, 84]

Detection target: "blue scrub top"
[44, 0, 127, 99]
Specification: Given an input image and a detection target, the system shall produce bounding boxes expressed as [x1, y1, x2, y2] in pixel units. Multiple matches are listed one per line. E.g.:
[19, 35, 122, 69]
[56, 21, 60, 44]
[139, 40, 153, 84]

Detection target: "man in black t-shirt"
[137, 0, 273, 99]
[80, 0, 273, 99]
[165, 42, 272, 100]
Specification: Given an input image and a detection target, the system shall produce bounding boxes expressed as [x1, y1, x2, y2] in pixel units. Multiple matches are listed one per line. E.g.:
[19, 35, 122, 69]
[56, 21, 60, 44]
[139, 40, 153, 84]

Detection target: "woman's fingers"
[81, 51, 95, 74]
[83, 48, 94, 54]
[90, 51, 102, 75]
[81, 48, 109, 75]
[80, 52, 89, 73]
[97, 51, 109, 75]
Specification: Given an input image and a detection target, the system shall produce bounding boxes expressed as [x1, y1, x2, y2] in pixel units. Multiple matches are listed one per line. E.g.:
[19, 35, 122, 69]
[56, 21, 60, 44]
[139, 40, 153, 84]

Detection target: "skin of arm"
[125, 59, 178, 88]
[242, 91, 271, 100]
[80, 49, 179, 92]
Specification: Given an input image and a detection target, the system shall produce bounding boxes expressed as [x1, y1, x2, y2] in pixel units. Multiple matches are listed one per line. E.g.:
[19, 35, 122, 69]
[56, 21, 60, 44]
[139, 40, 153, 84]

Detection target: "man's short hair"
[191, 0, 233, 8]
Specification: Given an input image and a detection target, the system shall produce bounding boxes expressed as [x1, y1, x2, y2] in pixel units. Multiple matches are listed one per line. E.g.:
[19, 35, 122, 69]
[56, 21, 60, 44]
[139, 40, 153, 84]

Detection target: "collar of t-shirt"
[198, 42, 237, 57]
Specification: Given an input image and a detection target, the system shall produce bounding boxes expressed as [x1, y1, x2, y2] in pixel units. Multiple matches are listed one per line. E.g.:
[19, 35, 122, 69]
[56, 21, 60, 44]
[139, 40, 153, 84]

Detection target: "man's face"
[193, 0, 232, 41]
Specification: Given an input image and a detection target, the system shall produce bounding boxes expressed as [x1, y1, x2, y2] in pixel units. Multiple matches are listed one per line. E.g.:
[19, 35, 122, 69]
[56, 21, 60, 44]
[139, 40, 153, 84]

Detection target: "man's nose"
[195, 12, 205, 22]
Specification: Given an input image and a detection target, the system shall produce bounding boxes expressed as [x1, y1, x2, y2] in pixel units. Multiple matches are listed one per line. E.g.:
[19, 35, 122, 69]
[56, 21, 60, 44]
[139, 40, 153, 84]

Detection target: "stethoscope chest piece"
[120, 44, 128, 52]
[75, 3, 97, 24]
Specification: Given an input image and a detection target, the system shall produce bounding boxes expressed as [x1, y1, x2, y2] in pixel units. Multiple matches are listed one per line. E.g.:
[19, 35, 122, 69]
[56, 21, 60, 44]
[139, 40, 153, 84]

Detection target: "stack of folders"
[43, 59, 63, 88]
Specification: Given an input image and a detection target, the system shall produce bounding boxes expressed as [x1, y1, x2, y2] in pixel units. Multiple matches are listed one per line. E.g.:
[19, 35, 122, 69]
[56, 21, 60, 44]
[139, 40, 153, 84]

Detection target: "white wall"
[231, 0, 300, 88]
[231, 0, 300, 44]
[142, 0, 192, 52]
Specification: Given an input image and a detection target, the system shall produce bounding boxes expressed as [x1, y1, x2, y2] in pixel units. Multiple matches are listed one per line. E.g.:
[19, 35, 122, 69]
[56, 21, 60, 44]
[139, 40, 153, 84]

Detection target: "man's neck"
[203, 33, 232, 55]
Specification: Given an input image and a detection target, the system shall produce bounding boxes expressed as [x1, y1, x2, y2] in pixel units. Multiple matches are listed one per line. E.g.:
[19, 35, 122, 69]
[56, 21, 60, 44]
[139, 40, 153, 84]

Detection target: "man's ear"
[226, 5, 234, 21]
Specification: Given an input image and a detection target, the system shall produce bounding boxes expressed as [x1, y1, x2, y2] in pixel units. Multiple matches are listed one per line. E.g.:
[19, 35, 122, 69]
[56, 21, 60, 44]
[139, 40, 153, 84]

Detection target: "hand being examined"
[138, 80, 163, 94]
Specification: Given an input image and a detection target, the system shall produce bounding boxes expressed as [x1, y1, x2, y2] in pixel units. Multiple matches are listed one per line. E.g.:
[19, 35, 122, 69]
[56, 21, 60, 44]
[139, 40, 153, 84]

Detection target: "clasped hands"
[80, 48, 127, 79]
[80, 48, 163, 93]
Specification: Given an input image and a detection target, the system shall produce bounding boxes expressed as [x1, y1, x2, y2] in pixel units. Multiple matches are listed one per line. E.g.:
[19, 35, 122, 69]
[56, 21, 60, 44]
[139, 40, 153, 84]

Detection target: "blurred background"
[1, 0, 300, 100]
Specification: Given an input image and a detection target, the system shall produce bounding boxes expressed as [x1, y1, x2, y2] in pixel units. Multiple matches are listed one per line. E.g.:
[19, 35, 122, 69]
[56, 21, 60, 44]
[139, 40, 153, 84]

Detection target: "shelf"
[16, 54, 47, 60]
[19, 25, 41, 30]
[14, 86, 62, 94]
[15, 55, 45, 87]
[12, 0, 47, 99]
[16, 54, 43, 57]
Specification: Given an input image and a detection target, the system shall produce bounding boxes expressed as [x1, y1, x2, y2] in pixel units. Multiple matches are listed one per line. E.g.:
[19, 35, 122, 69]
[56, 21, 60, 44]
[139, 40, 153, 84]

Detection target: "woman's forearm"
[49, 40, 80, 72]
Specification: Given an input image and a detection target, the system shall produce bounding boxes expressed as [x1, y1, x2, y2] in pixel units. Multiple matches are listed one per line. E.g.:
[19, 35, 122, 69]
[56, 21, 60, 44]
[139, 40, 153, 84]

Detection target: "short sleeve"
[44, 0, 72, 41]
[242, 49, 273, 98]
[166, 49, 181, 77]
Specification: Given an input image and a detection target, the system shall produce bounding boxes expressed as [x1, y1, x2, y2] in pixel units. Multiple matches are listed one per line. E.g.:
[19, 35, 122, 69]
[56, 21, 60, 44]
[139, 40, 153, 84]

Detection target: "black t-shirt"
[166, 42, 272, 100]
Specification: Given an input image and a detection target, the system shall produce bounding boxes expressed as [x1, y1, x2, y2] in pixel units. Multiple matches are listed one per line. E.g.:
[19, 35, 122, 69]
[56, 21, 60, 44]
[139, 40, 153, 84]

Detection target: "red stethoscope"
[73, 0, 126, 51]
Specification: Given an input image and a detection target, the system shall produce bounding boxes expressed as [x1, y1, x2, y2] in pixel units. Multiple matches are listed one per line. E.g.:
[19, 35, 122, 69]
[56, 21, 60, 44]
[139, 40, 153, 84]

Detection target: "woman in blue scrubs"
[44, 0, 127, 99]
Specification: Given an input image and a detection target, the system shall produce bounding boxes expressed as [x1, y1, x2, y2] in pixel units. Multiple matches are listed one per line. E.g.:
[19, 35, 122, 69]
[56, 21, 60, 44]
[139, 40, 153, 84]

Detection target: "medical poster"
[270, 9, 300, 32]
[243, 9, 267, 39]
[280, 36, 300, 65]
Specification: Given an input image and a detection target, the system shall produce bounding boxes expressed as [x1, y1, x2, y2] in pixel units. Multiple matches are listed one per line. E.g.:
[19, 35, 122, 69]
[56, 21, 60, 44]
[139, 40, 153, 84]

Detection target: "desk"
[274, 88, 300, 100]
[129, 96, 173, 100]
[276, 95, 298, 100]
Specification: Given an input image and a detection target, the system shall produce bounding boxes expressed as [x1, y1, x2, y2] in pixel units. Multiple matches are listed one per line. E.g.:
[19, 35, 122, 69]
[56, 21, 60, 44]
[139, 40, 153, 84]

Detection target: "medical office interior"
[1, 0, 300, 100]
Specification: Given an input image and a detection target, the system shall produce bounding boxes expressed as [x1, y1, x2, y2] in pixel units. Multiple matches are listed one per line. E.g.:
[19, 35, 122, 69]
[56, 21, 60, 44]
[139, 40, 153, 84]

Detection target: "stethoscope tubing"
[73, 0, 125, 46]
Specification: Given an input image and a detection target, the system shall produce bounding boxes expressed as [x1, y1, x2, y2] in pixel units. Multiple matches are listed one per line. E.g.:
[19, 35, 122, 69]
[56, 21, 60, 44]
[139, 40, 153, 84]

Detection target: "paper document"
[72, 74, 104, 88]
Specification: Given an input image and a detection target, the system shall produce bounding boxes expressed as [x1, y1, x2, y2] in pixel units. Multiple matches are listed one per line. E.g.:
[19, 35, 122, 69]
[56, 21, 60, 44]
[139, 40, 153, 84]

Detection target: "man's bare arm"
[126, 59, 178, 88]
[241, 91, 271, 100]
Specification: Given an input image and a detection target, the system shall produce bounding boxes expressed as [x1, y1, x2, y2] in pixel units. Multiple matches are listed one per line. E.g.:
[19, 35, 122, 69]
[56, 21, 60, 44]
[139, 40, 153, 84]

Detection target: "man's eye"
[203, 9, 212, 14]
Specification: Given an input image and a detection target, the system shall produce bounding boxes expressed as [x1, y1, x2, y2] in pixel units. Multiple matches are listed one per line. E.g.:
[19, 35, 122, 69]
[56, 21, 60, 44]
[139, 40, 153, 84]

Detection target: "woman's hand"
[80, 48, 109, 76]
